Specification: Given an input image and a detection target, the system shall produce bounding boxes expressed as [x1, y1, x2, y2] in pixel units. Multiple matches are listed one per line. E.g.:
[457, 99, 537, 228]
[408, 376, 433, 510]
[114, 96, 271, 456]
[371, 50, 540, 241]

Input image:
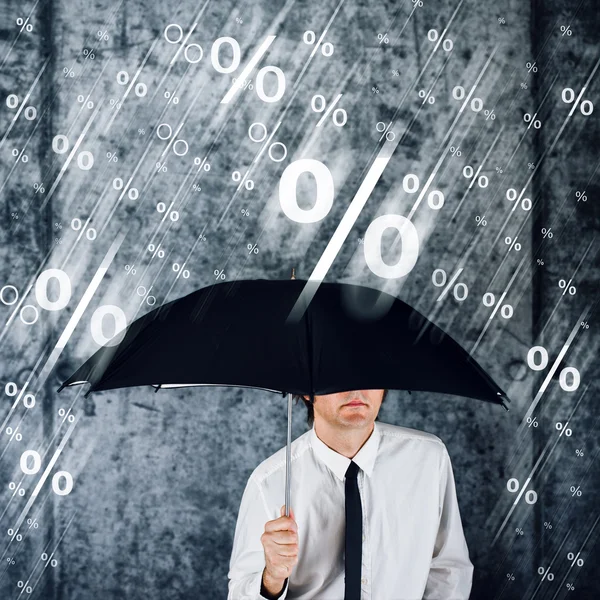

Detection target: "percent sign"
[570, 485, 582, 497]
[16, 17, 33, 32]
[52, 134, 94, 170]
[567, 551, 584, 567]
[431, 268, 468, 302]
[19, 448, 74, 496]
[560, 25, 573, 36]
[475, 215, 487, 227]
[524, 112, 542, 129]
[505, 236, 521, 252]
[376, 121, 396, 141]
[71, 217, 97, 241]
[527, 346, 580, 391]
[555, 421, 572, 437]
[232, 170, 254, 190]
[506, 188, 532, 211]
[137, 286, 156, 306]
[156, 123, 189, 157]
[311, 94, 347, 127]
[463, 165, 489, 188]
[156, 202, 180, 222]
[418, 88, 435, 104]
[173, 263, 190, 279]
[507, 477, 538, 505]
[562, 87, 594, 115]
[526, 61, 538, 73]
[248, 122, 287, 162]
[6, 94, 37, 121]
[482, 292, 513, 319]
[403, 173, 445, 209]
[451, 86, 485, 113]
[247, 243, 259, 255]
[538, 566, 554, 582]
[303, 30, 334, 56]
[558, 278, 576, 295]
[427, 28, 453, 51]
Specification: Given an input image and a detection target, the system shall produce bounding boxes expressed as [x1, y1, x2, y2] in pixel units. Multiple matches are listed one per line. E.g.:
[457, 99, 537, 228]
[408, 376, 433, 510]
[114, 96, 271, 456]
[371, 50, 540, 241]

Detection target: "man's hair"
[292, 389, 389, 428]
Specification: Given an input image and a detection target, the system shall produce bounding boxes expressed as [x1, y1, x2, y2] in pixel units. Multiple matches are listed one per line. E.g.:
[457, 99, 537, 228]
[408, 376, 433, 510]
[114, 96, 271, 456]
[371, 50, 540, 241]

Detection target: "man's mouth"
[344, 401, 366, 406]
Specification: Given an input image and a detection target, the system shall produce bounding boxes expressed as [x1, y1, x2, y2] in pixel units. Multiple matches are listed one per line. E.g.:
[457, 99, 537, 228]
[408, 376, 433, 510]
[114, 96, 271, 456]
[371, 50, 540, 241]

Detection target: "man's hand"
[260, 504, 299, 594]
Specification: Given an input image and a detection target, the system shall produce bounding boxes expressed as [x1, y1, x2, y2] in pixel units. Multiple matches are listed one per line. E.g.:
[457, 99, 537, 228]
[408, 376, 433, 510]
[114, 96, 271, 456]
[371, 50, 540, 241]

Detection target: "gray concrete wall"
[0, 0, 598, 598]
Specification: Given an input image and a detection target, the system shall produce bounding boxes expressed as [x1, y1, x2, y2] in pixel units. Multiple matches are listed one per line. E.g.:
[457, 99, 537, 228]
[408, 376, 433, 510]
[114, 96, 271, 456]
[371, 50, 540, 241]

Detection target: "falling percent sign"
[116, 70, 148, 97]
[303, 30, 334, 55]
[248, 122, 288, 162]
[137, 286, 156, 306]
[570, 485, 582, 497]
[0, 268, 71, 326]
[558, 278, 576, 295]
[71, 218, 97, 241]
[6, 425, 22, 441]
[524, 112, 542, 129]
[507, 477, 538, 505]
[451, 86, 484, 113]
[482, 292, 514, 319]
[505, 236, 521, 252]
[156, 202, 180, 222]
[311, 94, 347, 127]
[555, 421, 572, 437]
[537, 566, 554, 582]
[403, 173, 445, 209]
[475, 215, 487, 226]
[377, 32, 389, 44]
[157, 123, 189, 157]
[560, 25, 573, 36]
[418, 88, 435, 104]
[463, 165, 489, 188]
[6, 94, 37, 121]
[561, 87, 594, 115]
[232, 170, 254, 190]
[427, 28, 454, 51]
[376, 121, 395, 141]
[247, 243, 259, 255]
[527, 416, 538, 427]
[567, 551, 584, 567]
[506, 188, 532, 211]
[148, 243, 165, 258]
[173, 263, 190, 279]
[18, 448, 74, 496]
[113, 177, 140, 200]
[527, 346, 580, 391]
[526, 61, 538, 73]
[77, 94, 95, 109]
[214, 269, 226, 280]
[431, 268, 468, 302]
[16, 17, 33, 32]
[52, 134, 94, 170]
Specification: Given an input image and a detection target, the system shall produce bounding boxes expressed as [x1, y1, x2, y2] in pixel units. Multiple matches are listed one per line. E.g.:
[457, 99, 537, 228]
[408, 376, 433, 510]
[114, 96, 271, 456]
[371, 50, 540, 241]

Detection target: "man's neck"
[314, 421, 375, 459]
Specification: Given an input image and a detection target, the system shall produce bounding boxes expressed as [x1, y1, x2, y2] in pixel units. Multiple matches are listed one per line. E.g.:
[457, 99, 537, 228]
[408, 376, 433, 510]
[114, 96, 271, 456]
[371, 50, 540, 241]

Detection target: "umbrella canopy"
[58, 277, 510, 410]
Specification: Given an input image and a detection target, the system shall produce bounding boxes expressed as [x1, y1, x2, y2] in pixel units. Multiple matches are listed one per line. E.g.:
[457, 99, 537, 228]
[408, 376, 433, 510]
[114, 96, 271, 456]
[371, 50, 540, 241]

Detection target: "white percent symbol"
[432, 268, 469, 302]
[156, 123, 189, 157]
[403, 173, 445, 209]
[507, 477, 538, 505]
[90, 305, 127, 346]
[20, 450, 73, 496]
[311, 94, 347, 127]
[527, 346, 580, 391]
[52, 134, 94, 170]
[278, 159, 419, 279]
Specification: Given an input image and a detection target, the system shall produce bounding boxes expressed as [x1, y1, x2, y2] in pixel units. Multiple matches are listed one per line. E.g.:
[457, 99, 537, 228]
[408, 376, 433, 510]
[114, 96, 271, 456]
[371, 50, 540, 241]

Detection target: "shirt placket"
[358, 472, 371, 600]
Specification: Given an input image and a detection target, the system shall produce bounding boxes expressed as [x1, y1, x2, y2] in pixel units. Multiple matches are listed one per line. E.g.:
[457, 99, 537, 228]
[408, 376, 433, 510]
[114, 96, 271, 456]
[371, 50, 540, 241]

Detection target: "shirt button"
[361, 577, 368, 584]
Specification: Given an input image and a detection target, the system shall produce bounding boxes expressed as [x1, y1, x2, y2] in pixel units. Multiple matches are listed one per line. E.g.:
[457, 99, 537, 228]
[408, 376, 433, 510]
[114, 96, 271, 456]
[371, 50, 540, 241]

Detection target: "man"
[227, 389, 473, 599]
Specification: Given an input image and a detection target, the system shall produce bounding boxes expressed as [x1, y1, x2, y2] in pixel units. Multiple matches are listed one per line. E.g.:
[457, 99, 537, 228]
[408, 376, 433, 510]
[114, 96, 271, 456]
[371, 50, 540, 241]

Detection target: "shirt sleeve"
[227, 475, 290, 600]
[423, 445, 474, 600]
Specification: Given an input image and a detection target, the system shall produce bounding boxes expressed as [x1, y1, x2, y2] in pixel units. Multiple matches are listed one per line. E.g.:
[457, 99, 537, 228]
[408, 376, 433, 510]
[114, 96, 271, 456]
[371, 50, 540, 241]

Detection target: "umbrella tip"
[291, 267, 296, 280]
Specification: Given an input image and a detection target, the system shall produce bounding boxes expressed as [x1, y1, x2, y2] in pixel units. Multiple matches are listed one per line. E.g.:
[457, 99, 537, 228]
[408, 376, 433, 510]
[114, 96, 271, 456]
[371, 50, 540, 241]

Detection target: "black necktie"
[344, 460, 362, 600]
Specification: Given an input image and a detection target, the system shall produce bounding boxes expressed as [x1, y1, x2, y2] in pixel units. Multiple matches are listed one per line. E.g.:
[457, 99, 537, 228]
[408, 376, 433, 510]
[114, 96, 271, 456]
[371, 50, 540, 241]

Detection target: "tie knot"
[345, 460, 360, 480]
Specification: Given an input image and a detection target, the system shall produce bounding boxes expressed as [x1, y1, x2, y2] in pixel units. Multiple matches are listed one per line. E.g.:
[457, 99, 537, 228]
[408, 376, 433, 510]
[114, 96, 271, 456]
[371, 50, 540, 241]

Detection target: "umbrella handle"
[285, 392, 292, 517]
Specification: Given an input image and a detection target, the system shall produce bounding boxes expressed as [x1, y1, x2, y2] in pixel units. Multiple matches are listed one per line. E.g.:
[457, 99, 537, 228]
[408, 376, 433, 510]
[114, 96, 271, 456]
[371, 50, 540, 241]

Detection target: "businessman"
[228, 389, 473, 599]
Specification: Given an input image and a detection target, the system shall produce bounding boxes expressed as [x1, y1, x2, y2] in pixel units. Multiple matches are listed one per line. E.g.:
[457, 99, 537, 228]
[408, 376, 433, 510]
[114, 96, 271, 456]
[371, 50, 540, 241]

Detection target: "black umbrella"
[58, 269, 510, 515]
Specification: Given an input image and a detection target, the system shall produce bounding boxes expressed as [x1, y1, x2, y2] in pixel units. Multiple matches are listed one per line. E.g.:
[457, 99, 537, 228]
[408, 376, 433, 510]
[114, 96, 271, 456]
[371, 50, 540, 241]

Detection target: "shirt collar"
[309, 421, 380, 481]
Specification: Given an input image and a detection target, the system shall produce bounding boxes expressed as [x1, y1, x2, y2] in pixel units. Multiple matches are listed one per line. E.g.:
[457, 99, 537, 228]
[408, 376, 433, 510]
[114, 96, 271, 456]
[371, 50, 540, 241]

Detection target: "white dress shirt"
[227, 420, 473, 600]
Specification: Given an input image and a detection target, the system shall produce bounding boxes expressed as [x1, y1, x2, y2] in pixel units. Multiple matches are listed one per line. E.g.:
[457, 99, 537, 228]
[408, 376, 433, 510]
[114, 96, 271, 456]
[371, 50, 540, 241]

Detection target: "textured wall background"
[0, 0, 598, 598]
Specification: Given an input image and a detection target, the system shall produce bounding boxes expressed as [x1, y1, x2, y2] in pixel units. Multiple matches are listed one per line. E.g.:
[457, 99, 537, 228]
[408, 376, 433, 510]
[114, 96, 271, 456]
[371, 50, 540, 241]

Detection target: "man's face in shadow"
[303, 389, 385, 431]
